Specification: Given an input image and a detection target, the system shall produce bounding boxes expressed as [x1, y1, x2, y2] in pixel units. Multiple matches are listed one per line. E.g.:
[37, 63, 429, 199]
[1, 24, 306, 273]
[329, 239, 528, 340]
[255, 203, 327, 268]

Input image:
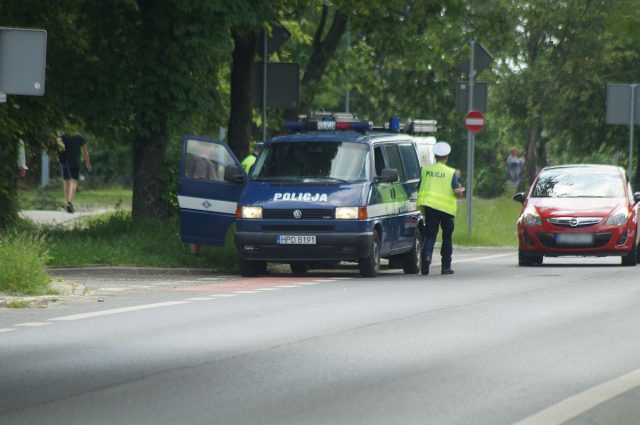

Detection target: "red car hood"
[527, 197, 626, 217]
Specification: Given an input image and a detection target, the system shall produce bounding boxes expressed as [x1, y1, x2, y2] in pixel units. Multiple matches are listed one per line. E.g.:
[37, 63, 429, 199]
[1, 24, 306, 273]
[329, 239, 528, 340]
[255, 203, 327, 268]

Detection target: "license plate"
[556, 233, 594, 245]
[276, 235, 316, 245]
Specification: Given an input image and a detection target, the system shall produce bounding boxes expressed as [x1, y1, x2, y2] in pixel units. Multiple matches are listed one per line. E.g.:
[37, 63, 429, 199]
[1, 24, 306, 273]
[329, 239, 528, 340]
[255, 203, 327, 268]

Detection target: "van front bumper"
[235, 231, 374, 261]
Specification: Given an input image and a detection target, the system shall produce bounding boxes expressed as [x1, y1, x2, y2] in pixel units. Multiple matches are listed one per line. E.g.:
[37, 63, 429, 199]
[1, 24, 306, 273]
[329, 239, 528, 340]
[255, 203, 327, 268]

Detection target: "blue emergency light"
[284, 120, 372, 132]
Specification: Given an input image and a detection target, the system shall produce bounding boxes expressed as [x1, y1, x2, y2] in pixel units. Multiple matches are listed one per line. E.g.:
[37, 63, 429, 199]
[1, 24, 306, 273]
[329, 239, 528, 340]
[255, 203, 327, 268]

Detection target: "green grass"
[0, 232, 52, 295]
[40, 211, 237, 270]
[453, 195, 522, 247]
[19, 181, 131, 211]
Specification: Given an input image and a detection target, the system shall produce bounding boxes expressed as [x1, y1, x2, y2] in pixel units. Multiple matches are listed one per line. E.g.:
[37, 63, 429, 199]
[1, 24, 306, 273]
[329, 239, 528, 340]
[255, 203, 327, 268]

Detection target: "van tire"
[239, 258, 266, 277]
[402, 231, 422, 274]
[359, 232, 380, 277]
[290, 262, 308, 275]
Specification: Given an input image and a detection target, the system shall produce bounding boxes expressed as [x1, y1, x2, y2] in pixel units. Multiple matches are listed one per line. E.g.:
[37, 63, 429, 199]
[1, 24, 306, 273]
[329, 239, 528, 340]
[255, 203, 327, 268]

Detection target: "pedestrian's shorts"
[60, 163, 79, 180]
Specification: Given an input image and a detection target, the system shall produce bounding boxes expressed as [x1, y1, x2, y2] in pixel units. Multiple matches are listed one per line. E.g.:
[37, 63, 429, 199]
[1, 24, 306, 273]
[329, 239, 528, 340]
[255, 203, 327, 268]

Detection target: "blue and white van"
[178, 116, 426, 277]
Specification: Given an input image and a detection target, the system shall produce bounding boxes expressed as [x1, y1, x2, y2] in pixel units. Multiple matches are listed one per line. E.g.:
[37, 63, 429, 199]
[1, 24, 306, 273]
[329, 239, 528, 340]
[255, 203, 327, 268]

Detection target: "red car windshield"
[532, 169, 625, 198]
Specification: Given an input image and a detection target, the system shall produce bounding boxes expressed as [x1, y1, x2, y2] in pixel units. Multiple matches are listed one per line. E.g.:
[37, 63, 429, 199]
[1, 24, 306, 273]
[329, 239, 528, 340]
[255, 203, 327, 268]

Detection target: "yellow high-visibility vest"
[416, 162, 457, 216]
[241, 154, 257, 173]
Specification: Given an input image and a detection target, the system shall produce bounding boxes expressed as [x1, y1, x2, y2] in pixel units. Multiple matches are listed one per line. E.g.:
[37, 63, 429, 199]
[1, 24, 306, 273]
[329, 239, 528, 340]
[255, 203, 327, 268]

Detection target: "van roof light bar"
[407, 119, 438, 133]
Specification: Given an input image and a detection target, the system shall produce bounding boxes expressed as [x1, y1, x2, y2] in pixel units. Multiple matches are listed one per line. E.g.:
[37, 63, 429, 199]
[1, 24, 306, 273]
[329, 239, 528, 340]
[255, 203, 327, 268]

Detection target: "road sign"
[257, 25, 291, 59]
[253, 62, 300, 109]
[456, 82, 488, 114]
[457, 42, 494, 77]
[465, 110, 484, 133]
[606, 83, 640, 124]
[0, 27, 47, 96]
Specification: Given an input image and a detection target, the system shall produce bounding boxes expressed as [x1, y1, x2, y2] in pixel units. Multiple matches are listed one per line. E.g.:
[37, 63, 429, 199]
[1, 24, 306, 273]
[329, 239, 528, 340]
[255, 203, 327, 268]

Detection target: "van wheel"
[402, 231, 422, 274]
[621, 242, 637, 266]
[290, 262, 308, 275]
[359, 232, 380, 277]
[239, 258, 266, 277]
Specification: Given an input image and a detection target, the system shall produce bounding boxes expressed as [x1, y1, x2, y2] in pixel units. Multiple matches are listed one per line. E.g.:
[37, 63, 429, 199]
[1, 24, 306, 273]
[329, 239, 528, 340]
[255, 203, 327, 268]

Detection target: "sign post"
[461, 41, 492, 238]
[606, 83, 640, 177]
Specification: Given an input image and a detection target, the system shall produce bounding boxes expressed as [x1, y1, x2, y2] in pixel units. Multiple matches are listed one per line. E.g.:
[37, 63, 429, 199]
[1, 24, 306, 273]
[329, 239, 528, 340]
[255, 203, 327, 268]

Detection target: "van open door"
[178, 135, 246, 246]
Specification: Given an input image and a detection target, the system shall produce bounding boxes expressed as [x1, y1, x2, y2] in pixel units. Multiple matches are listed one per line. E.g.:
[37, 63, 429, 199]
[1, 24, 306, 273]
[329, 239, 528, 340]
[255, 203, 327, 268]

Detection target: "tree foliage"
[3, 0, 640, 231]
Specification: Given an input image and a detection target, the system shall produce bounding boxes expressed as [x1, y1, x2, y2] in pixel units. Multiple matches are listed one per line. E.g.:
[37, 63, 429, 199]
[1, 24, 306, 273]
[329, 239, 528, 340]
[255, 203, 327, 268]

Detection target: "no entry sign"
[465, 110, 484, 133]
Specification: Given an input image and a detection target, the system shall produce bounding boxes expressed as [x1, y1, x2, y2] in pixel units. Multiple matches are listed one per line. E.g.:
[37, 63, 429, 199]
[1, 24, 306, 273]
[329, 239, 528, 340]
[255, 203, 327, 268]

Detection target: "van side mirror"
[224, 165, 246, 184]
[377, 168, 399, 183]
[513, 192, 525, 204]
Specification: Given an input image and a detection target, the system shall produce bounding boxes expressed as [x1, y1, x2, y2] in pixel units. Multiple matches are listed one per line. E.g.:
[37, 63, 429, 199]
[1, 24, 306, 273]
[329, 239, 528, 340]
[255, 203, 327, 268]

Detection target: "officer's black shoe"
[66, 202, 74, 214]
[421, 260, 430, 275]
[441, 268, 454, 275]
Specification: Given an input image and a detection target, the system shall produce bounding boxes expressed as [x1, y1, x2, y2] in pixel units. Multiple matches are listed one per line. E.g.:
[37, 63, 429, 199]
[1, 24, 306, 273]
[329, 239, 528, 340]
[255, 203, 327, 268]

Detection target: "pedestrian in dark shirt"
[58, 133, 92, 213]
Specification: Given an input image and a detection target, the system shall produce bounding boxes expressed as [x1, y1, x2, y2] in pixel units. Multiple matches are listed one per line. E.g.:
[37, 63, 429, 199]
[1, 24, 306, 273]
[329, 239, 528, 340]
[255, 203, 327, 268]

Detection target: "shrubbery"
[0, 232, 52, 295]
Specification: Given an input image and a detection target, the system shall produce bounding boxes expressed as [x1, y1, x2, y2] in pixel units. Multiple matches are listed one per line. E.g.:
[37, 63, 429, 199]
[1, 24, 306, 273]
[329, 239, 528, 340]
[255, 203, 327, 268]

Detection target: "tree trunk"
[227, 29, 257, 160]
[525, 121, 544, 185]
[131, 119, 169, 221]
[0, 141, 19, 230]
[299, 8, 348, 114]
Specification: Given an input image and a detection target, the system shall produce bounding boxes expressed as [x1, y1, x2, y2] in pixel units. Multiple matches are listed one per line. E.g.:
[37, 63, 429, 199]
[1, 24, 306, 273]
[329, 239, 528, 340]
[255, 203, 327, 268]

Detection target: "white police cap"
[433, 141, 451, 157]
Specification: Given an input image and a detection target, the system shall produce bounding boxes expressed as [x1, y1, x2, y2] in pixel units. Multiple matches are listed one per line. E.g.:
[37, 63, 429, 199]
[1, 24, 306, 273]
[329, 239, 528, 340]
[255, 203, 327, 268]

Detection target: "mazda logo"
[293, 209, 302, 219]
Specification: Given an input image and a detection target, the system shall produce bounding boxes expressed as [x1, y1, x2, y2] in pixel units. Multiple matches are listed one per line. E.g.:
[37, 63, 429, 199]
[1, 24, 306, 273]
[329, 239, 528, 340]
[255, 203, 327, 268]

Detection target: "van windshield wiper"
[304, 177, 350, 183]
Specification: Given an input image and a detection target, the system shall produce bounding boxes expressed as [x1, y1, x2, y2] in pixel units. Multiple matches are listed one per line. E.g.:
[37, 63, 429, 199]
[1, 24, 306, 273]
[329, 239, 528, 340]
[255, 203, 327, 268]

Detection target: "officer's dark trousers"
[422, 206, 455, 269]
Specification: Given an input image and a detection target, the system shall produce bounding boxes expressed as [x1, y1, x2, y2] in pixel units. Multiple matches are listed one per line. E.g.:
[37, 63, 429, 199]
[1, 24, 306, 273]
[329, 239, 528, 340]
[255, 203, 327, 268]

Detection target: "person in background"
[58, 133, 92, 213]
[417, 141, 465, 276]
[17, 139, 28, 178]
[506, 147, 524, 190]
[241, 143, 263, 173]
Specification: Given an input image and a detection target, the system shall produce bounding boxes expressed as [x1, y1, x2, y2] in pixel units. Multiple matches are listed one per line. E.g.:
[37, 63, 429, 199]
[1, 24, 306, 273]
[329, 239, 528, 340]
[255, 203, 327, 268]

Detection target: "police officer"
[417, 141, 465, 275]
[241, 142, 263, 173]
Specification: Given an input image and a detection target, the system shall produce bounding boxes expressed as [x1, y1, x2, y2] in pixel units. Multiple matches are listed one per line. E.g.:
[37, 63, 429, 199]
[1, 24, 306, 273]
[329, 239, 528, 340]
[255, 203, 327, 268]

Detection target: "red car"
[514, 164, 640, 266]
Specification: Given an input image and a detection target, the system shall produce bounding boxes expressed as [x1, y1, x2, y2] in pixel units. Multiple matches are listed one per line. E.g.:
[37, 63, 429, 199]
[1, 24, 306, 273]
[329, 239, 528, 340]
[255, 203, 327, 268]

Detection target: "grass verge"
[39, 211, 237, 270]
[453, 195, 521, 246]
[0, 232, 52, 295]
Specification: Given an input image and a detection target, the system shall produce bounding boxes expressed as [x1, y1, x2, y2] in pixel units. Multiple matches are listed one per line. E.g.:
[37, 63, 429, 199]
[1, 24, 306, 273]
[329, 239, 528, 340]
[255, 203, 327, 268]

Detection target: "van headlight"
[606, 208, 629, 226]
[241, 206, 262, 219]
[335, 207, 359, 220]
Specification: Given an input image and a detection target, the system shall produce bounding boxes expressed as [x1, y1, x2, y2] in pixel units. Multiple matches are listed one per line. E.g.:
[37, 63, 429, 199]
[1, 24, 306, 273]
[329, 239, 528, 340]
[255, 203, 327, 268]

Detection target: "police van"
[178, 114, 433, 277]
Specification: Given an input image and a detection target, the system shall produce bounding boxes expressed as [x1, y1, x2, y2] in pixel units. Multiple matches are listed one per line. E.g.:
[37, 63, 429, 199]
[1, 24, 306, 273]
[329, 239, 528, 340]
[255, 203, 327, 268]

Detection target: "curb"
[47, 266, 220, 276]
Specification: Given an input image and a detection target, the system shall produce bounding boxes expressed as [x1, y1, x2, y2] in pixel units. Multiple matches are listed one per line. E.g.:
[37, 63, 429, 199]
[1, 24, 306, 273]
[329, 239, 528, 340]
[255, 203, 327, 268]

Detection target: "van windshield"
[251, 141, 371, 182]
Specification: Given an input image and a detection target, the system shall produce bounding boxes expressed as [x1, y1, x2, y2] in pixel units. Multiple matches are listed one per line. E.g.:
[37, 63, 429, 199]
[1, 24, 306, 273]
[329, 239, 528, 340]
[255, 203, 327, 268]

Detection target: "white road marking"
[456, 253, 513, 263]
[233, 291, 259, 294]
[210, 294, 236, 298]
[185, 297, 215, 301]
[0, 328, 16, 333]
[276, 285, 300, 288]
[49, 301, 189, 321]
[99, 287, 129, 292]
[14, 322, 51, 327]
[255, 288, 280, 291]
[513, 367, 640, 425]
[315, 279, 336, 282]
[298, 281, 323, 285]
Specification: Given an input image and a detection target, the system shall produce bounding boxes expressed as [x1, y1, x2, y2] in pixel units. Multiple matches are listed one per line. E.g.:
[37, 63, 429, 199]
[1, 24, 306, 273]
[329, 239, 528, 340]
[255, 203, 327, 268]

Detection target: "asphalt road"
[1, 249, 640, 425]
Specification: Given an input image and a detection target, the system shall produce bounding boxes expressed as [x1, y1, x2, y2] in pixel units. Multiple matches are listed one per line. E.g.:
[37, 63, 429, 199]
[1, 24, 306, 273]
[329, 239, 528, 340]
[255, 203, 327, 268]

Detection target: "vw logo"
[293, 209, 302, 219]
[570, 218, 578, 227]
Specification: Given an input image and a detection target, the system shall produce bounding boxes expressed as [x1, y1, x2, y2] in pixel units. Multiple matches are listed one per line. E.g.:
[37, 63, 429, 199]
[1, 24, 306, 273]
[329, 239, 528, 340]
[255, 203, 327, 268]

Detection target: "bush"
[0, 232, 52, 295]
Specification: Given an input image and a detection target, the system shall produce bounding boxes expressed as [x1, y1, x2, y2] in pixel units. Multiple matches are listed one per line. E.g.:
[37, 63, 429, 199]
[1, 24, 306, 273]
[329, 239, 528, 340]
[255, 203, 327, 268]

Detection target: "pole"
[345, 23, 350, 113]
[262, 30, 268, 142]
[629, 84, 637, 177]
[466, 40, 476, 238]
